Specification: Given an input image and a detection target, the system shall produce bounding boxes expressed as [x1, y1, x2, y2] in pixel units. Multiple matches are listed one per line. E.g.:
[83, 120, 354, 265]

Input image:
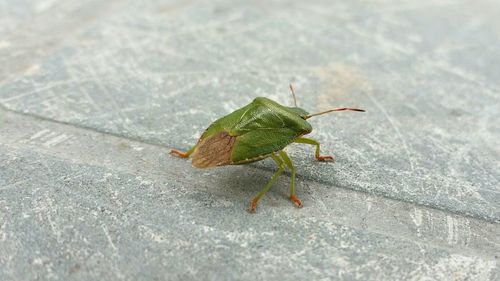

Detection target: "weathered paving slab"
[1, 109, 499, 280]
[0, 0, 499, 280]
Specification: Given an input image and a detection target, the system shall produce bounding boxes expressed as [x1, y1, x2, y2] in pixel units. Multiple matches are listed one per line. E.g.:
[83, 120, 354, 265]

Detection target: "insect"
[171, 85, 365, 212]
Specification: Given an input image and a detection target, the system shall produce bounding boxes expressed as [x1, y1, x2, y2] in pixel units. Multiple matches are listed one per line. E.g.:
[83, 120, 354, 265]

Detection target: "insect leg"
[249, 154, 285, 213]
[294, 137, 334, 161]
[279, 151, 302, 208]
[170, 145, 196, 158]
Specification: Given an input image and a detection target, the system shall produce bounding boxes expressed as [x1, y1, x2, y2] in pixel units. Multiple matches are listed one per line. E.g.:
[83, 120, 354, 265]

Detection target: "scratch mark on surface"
[446, 215, 457, 244]
[39, 131, 59, 141]
[47, 212, 60, 243]
[29, 129, 51, 140]
[41, 193, 61, 243]
[410, 208, 423, 237]
[138, 225, 170, 243]
[43, 133, 72, 147]
[61, 55, 101, 112]
[0, 80, 93, 103]
[365, 91, 416, 171]
[0, 221, 6, 242]
[308, 185, 327, 211]
[101, 224, 118, 252]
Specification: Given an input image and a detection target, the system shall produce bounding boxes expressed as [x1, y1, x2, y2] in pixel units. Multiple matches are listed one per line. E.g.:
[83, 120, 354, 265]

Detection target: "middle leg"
[279, 150, 302, 208]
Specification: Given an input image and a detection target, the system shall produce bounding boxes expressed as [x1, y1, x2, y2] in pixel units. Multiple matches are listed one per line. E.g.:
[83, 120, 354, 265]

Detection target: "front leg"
[294, 137, 334, 161]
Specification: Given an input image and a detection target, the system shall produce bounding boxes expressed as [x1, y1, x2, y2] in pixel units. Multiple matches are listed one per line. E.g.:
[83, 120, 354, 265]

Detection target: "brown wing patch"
[192, 131, 236, 168]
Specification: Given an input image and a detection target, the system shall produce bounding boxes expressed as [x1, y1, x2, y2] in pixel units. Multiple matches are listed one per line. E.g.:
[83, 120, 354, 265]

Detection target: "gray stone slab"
[0, 0, 499, 280]
[0, 0, 498, 223]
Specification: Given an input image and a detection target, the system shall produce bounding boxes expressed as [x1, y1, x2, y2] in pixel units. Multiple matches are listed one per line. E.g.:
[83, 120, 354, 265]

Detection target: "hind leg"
[170, 145, 196, 158]
[249, 154, 285, 213]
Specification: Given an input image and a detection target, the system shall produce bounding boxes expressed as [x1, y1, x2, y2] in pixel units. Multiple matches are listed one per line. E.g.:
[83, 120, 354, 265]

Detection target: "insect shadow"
[192, 152, 340, 211]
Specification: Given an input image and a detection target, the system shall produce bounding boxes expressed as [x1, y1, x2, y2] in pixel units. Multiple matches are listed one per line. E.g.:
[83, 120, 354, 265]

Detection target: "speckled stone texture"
[0, 0, 499, 280]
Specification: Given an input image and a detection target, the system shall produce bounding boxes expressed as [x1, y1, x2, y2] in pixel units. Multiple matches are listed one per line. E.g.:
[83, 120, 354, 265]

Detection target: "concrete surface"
[0, 0, 499, 280]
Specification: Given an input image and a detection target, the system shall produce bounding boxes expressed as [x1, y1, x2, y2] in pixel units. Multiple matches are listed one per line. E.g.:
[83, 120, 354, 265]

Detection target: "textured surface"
[1, 0, 499, 280]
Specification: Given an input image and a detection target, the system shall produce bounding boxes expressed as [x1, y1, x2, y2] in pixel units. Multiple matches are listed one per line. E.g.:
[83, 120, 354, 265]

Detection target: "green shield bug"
[171, 85, 365, 212]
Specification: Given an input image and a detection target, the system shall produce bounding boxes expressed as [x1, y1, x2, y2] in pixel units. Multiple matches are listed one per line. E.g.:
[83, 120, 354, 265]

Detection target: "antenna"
[289, 84, 298, 107]
[305, 107, 365, 119]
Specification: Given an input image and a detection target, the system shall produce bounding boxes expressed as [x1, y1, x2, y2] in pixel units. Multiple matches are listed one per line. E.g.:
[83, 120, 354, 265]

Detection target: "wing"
[231, 128, 299, 163]
[195, 100, 282, 142]
[229, 99, 288, 134]
[192, 131, 237, 168]
[200, 97, 310, 140]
